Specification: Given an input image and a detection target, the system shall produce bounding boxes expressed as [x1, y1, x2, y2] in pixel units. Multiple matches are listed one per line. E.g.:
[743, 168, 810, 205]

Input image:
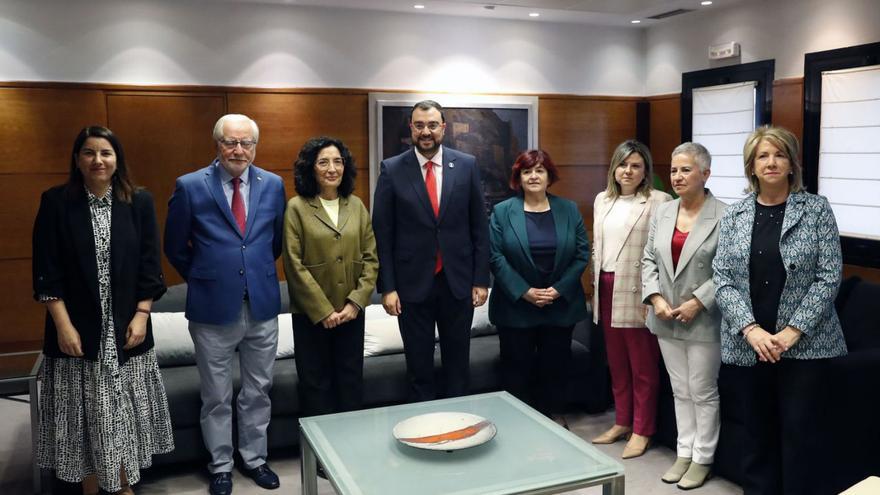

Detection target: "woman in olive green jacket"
[282, 136, 378, 416]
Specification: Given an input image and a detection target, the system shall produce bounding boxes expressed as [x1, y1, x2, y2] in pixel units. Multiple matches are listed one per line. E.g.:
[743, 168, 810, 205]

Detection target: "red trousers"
[599, 271, 660, 436]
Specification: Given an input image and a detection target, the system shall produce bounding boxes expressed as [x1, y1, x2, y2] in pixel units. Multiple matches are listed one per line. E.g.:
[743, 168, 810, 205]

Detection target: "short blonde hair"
[742, 125, 803, 194]
[605, 140, 655, 199]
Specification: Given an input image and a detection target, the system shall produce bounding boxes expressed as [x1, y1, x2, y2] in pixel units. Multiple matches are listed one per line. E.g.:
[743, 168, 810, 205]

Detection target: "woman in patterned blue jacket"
[712, 126, 847, 495]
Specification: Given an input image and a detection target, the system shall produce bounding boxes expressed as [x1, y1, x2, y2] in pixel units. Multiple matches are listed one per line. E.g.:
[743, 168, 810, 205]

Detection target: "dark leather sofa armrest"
[825, 349, 880, 492]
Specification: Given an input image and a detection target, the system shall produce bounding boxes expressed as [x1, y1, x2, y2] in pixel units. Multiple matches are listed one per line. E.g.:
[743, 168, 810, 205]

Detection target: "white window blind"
[819, 64, 880, 241]
[692, 81, 757, 203]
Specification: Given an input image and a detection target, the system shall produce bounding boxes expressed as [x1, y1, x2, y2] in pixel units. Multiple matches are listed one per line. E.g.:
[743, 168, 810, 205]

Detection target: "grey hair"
[671, 142, 711, 172]
[212, 114, 260, 142]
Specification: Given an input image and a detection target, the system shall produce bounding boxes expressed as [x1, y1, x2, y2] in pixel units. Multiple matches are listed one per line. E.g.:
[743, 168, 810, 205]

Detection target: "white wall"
[646, 0, 880, 95]
[0, 0, 645, 95]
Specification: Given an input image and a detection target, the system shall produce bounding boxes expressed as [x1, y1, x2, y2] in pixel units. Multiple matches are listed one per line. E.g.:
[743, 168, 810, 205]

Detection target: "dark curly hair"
[293, 136, 357, 198]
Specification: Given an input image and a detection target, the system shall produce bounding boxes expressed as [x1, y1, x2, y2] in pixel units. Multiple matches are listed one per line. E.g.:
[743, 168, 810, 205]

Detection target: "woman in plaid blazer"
[591, 140, 671, 458]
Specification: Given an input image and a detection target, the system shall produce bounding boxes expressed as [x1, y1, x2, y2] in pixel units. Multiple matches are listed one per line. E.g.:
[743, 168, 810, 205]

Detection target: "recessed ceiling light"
[414, 4, 425, 9]
[631, 19, 641, 24]
[529, 12, 540, 17]
[701, 1, 713, 5]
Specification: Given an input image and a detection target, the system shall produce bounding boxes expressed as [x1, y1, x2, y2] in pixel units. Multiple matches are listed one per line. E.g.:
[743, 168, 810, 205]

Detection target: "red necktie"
[231, 177, 246, 234]
[424, 161, 442, 274]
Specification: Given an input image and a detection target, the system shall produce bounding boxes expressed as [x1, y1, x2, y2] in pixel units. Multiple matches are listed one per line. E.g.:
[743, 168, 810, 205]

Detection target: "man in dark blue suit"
[164, 114, 286, 495]
[372, 100, 490, 401]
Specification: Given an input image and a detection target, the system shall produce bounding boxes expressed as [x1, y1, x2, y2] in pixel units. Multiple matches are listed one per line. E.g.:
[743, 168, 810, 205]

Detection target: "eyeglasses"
[218, 138, 257, 150]
[316, 158, 345, 169]
[411, 121, 442, 132]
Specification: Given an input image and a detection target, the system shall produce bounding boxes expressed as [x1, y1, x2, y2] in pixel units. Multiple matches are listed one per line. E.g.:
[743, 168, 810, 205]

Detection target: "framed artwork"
[368, 93, 539, 212]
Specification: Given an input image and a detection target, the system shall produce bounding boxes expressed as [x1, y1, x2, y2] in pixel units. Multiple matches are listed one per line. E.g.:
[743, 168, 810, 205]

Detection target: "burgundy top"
[671, 227, 689, 271]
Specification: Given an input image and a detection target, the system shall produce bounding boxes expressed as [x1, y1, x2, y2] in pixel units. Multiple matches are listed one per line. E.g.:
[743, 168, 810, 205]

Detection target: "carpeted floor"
[0, 394, 741, 494]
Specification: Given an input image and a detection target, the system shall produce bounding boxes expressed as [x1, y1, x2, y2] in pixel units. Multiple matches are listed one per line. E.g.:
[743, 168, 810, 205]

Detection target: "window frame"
[803, 42, 880, 268]
[681, 60, 775, 142]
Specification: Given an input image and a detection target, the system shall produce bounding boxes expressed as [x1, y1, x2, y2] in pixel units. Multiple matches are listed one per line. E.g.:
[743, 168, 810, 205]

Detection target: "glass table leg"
[603, 473, 625, 495]
[300, 431, 318, 495]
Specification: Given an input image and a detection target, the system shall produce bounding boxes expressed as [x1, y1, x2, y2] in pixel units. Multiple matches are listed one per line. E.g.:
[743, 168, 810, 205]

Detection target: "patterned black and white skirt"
[37, 340, 174, 492]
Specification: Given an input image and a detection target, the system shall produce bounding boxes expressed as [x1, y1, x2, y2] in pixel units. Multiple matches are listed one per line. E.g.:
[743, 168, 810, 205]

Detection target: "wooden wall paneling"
[271, 165, 371, 209]
[354, 168, 371, 207]
[538, 97, 639, 299]
[226, 92, 369, 180]
[549, 164, 610, 231]
[1, 174, 67, 260]
[0, 87, 108, 174]
[648, 94, 681, 193]
[0, 84, 693, 350]
[106, 92, 228, 285]
[538, 97, 639, 166]
[0, 259, 45, 347]
[546, 163, 609, 299]
[0, 85, 107, 351]
[654, 164, 671, 193]
[268, 167, 371, 207]
[279, 174, 296, 201]
[771, 78, 804, 144]
[844, 264, 880, 284]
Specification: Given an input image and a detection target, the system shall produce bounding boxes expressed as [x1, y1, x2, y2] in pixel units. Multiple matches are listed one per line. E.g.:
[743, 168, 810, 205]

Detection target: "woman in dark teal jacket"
[488, 149, 590, 423]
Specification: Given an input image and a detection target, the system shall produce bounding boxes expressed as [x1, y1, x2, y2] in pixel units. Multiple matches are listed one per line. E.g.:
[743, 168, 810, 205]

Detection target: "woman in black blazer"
[32, 126, 173, 495]
[488, 150, 589, 425]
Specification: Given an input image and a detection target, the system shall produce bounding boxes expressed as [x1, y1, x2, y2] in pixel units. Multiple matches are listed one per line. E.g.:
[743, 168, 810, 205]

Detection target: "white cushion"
[151, 312, 195, 367]
[362, 305, 442, 357]
[470, 293, 496, 337]
[275, 313, 295, 358]
[152, 312, 295, 367]
[151, 299, 470, 364]
[363, 308, 404, 357]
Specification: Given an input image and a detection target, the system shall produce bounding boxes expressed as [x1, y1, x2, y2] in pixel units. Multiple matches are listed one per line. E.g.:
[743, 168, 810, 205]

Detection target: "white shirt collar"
[217, 162, 250, 185]
[415, 145, 443, 168]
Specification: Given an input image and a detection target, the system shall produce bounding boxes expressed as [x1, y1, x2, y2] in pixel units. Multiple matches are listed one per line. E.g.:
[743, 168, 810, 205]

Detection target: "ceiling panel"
[218, 0, 742, 26]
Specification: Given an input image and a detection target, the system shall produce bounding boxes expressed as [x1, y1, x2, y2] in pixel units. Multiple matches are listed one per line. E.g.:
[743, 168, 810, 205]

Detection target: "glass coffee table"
[0, 350, 43, 494]
[299, 391, 624, 495]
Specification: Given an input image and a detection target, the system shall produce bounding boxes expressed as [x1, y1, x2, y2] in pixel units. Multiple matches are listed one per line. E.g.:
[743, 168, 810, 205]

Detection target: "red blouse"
[671, 227, 689, 271]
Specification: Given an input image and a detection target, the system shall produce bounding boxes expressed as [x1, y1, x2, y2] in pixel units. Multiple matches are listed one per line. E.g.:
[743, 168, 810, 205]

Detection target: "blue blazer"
[488, 194, 589, 328]
[164, 161, 286, 325]
[712, 191, 848, 366]
[372, 147, 490, 303]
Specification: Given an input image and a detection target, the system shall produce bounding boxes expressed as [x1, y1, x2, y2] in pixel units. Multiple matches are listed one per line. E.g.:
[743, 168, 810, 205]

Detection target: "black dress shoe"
[209, 472, 233, 495]
[242, 463, 280, 490]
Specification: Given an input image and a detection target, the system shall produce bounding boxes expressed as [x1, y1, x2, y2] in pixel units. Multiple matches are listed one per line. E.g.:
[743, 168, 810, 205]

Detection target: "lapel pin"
[257, 176, 262, 181]
[449, 162, 455, 168]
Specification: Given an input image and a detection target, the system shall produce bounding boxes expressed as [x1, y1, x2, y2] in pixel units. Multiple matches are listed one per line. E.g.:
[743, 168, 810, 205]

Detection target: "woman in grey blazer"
[642, 142, 726, 490]
[712, 126, 846, 495]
